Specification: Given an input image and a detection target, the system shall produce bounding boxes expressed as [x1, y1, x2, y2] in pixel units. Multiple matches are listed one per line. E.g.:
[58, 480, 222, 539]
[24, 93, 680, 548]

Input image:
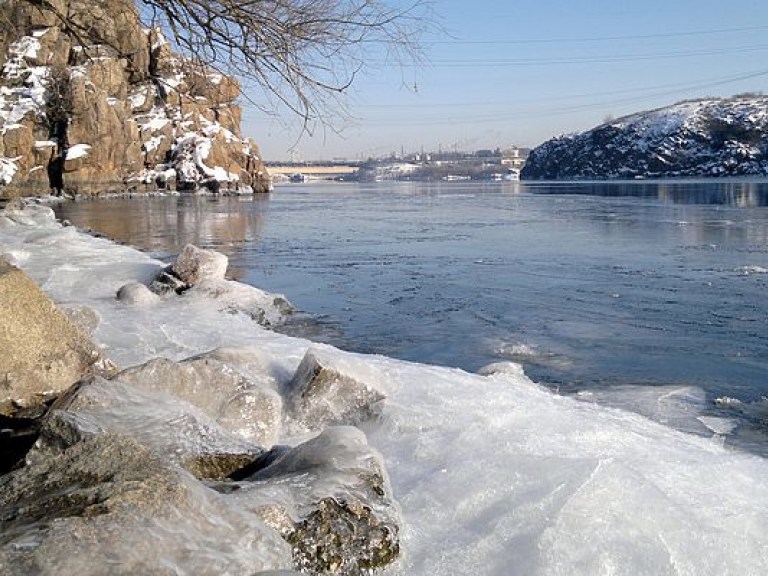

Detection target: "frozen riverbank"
[3, 200, 768, 574]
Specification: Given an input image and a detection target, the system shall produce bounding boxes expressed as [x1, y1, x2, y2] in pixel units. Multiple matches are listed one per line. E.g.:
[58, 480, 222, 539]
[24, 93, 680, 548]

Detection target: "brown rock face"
[0, 0, 271, 197]
[0, 258, 114, 417]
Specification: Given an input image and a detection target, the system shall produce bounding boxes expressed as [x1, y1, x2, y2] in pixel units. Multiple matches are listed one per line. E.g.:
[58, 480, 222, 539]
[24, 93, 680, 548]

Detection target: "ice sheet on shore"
[3, 202, 768, 575]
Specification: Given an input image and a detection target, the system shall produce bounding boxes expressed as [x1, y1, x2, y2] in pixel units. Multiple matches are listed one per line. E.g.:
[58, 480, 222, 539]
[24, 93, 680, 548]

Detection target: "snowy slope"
[522, 96, 768, 180]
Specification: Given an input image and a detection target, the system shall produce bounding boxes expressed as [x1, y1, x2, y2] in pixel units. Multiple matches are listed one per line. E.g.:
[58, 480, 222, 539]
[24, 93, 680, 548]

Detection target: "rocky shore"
[4, 198, 768, 575]
[0, 200, 400, 575]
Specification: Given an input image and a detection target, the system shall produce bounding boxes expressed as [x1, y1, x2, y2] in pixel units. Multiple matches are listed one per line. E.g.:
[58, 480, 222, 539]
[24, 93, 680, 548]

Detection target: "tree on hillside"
[143, 0, 430, 128]
[12, 0, 431, 132]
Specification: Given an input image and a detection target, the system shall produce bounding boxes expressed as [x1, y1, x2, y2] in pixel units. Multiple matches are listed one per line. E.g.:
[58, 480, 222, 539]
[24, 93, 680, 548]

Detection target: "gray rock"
[116, 281, 160, 306]
[117, 354, 283, 446]
[171, 244, 228, 286]
[222, 427, 401, 575]
[284, 347, 385, 430]
[0, 434, 293, 575]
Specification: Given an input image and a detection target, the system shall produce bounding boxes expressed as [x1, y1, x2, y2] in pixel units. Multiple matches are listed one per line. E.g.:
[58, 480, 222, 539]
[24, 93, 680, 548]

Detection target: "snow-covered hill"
[521, 96, 768, 180]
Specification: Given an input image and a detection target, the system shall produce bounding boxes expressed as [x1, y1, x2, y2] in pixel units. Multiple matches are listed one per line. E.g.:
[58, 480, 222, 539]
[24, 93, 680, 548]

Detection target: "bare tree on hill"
[140, 0, 431, 131]
[5, 0, 431, 133]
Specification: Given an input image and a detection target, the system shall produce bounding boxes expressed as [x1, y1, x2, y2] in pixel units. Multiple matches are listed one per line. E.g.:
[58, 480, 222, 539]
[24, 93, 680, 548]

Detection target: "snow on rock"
[523, 95, 768, 179]
[65, 143, 91, 161]
[0, 156, 18, 185]
[1, 12, 270, 197]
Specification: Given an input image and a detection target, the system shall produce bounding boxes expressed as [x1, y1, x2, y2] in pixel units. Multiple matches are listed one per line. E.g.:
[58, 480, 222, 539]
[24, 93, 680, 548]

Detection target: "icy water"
[55, 180, 768, 432]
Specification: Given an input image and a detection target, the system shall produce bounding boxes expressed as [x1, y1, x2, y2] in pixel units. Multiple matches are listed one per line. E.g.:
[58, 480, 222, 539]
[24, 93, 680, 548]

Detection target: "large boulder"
[0, 257, 115, 418]
[0, 434, 293, 575]
[117, 355, 283, 446]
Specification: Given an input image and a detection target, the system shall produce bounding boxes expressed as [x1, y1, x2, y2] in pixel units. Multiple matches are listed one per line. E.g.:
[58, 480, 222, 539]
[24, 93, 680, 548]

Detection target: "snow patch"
[66, 144, 91, 160]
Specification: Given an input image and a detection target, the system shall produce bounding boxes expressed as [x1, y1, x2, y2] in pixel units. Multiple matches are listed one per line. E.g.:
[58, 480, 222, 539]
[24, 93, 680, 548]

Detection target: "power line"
[420, 44, 768, 68]
[359, 69, 768, 109]
[358, 69, 768, 127]
[429, 24, 768, 45]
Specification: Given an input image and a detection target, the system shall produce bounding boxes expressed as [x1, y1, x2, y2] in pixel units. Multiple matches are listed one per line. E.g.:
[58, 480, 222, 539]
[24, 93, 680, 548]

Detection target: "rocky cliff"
[0, 0, 270, 197]
[521, 96, 768, 180]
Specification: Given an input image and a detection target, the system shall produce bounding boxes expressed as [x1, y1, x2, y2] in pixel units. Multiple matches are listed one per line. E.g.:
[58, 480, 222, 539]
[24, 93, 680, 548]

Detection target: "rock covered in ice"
[284, 347, 386, 430]
[117, 354, 283, 446]
[32, 376, 263, 479]
[0, 201, 57, 228]
[0, 434, 293, 575]
[0, 257, 115, 417]
[477, 360, 528, 378]
[116, 281, 161, 306]
[223, 426, 401, 575]
[143, 244, 293, 325]
[187, 278, 294, 326]
[171, 243, 228, 286]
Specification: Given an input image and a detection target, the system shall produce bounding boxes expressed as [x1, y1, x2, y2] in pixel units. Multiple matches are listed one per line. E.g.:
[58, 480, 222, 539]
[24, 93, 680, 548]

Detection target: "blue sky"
[242, 0, 768, 161]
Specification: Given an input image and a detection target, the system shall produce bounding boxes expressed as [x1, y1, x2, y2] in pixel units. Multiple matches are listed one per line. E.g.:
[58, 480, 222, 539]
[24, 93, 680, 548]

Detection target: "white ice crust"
[2, 203, 768, 575]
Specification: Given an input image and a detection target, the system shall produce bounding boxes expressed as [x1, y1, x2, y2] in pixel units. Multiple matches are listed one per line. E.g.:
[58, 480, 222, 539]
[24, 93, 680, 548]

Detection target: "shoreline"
[3, 199, 768, 574]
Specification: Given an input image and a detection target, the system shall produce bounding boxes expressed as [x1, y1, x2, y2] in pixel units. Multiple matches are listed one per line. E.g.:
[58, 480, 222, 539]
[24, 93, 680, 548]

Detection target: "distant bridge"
[267, 164, 359, 180]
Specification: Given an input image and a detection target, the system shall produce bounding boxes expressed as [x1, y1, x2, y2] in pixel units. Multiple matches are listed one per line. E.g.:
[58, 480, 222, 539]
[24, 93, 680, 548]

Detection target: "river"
[55, 179, 768, 450]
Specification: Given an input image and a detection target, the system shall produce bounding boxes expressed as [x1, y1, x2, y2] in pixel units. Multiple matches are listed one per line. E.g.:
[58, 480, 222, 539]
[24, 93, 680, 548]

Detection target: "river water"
[55, 180, 768, 446]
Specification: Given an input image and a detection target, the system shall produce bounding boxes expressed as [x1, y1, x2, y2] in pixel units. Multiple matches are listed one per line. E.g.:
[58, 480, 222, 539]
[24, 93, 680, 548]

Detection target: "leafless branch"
[137, 0, 433, 133]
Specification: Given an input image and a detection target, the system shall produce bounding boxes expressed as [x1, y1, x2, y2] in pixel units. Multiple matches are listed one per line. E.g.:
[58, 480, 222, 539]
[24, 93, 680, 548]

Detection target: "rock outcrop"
[522, 95, 768, 180]
[284, 347, 386, 430]
[0, 0, 270, 197]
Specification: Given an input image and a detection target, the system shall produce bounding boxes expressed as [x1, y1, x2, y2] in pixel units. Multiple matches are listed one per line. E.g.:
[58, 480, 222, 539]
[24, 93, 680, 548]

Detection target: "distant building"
[501, 147, 530, 171]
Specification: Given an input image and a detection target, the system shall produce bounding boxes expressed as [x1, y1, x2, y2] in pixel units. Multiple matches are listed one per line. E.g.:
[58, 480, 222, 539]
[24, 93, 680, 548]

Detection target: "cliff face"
[521, 96, 768, 180]
[0, 0, 270, 196]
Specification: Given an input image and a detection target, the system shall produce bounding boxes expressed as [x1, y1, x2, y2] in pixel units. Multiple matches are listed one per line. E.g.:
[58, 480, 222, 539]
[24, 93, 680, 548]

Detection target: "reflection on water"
[520, 179, 768, 206]
[56, 195, 271, 279]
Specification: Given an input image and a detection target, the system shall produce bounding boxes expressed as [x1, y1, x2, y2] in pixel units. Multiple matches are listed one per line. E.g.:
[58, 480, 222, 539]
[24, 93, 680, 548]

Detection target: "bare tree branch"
[136, 0, 433, 133]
